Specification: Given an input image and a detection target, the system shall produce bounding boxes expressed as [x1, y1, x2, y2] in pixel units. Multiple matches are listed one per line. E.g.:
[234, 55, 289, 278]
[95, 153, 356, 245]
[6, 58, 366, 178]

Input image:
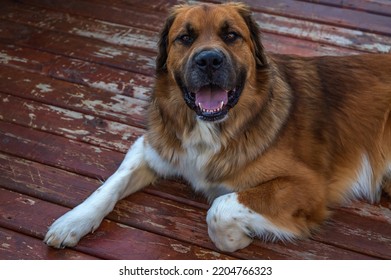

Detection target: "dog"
[44, 3, 391, 253]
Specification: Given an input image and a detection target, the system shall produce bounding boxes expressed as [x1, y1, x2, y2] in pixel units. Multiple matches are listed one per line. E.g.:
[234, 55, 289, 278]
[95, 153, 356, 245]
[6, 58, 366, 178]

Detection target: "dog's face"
[156, 3, 267, 122]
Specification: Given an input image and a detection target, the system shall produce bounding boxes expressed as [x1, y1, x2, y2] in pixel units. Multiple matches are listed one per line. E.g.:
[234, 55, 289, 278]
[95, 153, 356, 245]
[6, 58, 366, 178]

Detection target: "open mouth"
[188, 85, 240, 122]
[183, 84, 243, 122]
[175, 67, 246, 122]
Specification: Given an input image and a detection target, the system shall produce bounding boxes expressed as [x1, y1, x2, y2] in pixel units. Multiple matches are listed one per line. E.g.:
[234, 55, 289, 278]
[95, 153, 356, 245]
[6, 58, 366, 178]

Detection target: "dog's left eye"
[223, 32, 240, 43]
[177, 34, 194, 45]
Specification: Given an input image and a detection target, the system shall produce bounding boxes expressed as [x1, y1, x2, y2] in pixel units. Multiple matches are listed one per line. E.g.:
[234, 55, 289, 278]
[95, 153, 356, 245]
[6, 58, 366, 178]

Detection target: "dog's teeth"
[220, 101, 224, 109]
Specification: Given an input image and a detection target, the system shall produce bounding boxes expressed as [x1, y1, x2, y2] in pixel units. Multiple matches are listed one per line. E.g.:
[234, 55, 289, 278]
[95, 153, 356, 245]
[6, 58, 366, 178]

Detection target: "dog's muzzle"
[176, 49, 246, 122]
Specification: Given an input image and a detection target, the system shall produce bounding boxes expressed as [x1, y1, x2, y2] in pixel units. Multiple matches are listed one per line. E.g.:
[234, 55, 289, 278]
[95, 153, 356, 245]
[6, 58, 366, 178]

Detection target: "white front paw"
[44, 207, 103, 248]
[206, 193, 253, 252]
[207, 193, 296, 252]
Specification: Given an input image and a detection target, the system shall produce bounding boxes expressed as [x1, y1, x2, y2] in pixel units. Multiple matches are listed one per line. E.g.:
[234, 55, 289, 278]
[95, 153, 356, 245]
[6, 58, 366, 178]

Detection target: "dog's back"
[273, 53, 391, 203]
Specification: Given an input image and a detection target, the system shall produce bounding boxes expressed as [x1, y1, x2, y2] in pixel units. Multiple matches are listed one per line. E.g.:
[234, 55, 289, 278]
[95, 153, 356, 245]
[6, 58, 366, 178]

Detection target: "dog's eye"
[223, 32, 240, 43]
[177, 34, 194, 45]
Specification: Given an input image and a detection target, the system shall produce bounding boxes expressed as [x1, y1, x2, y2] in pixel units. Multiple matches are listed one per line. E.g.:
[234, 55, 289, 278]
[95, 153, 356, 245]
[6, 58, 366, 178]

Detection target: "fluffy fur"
[45, 3, 391, 252]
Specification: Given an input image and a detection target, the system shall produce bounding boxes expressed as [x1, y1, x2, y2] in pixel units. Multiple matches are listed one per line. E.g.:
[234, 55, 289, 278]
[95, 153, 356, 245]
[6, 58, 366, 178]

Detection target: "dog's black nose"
[195, 50, 224, 71]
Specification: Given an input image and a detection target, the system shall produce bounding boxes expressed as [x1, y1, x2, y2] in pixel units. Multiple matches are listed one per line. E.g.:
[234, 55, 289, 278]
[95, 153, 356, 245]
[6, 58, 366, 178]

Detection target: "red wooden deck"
[0, 0, 390, 260]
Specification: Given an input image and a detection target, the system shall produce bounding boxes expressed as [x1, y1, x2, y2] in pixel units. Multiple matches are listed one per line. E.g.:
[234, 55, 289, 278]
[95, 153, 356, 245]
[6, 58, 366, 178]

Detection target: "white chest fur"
[145, 121, 230, 198]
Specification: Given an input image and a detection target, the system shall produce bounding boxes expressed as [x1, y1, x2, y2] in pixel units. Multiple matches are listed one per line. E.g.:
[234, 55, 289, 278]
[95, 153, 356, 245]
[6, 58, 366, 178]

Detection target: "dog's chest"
[179, 144, 218, 190]
[145, 122, 224, 192]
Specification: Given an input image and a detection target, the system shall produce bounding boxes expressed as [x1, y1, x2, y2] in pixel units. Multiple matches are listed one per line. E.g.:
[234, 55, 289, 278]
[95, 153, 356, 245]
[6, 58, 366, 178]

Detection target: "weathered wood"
[299, 0, 391, 17]
[0, 66, 148, 128]
[0, 227, 99, 260]
[0, 93, 143, 153]
[2, 0, 375, 56]
[19, 0, 166, 32]
[0, 20, 156, 76]
[1, 0, 390, 260]
[254, 12, 391, 53]
[0, 120, 122, 178]
[0, 44, 154, 100]
[0, 153, 376, 259]
[313, 209, 391, 259]
[0, 188, 234, 259]
[238, 0, 391, 36]
[340, 198, 391, 224]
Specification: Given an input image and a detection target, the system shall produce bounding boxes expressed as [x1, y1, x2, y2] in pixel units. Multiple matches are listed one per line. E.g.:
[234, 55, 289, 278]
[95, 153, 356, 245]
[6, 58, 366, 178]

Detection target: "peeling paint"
[48, 106, 84, 120]
[28, 113, 36, 126]
[1, 243, 11, 249]
[16, 197, 36, 205]
[90, 81, 120, 93]
[144, 219, 166, 229]
[170, 243, 191, 254]
[116, 223, 131, 229]
[94, 47, 123, 58]
[59, 128, 90, 136]
[71, 27, 156, 50]
[0, 51, 28, 64]
[91, 146, 103, 153]
[36, 83, 53, 93]
[196, 249, 221, 259]
[133, 85, 151, 100]
[258, 14, 391, 53]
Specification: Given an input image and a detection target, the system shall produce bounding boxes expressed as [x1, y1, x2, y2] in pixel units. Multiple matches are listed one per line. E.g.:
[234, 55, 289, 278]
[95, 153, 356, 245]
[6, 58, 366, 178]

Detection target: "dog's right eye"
[177, 34, 194, 46]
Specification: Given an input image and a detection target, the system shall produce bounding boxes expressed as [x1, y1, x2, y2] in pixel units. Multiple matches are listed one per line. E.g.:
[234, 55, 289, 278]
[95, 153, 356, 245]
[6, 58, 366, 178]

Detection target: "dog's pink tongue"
[195, 86, 228, 110]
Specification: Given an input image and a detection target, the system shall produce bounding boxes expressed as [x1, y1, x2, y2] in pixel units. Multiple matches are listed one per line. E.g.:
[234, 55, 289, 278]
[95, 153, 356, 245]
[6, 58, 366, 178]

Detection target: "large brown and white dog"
[44, 3, 391, 252]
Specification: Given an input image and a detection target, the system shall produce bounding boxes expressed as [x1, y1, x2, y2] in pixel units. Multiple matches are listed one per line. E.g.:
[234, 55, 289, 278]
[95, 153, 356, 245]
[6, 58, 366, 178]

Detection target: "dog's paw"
[206, 193, 254, 252]
[44, 207, 102, 248]
[206, 192, 295, 252]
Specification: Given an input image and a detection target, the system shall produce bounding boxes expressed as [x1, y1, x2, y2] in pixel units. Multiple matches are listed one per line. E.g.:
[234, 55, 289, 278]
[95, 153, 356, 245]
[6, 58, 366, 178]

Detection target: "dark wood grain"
[1, 0, 390, 260]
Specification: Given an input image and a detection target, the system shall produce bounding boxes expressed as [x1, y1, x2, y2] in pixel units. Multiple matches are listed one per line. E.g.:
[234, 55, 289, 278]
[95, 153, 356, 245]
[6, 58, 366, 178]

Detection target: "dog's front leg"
[44, 136, 157, 248]
[206, 176, 328, 252]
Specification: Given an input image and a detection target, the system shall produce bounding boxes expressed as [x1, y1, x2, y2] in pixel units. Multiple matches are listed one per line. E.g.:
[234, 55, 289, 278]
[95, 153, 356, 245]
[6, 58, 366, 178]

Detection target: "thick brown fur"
[146, 3, 391, 237]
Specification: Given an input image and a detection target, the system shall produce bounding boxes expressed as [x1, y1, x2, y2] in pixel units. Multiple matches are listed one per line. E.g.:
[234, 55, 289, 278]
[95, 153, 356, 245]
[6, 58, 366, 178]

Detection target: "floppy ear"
[234, 4, 268, 68]
[156, 12, 176, 74]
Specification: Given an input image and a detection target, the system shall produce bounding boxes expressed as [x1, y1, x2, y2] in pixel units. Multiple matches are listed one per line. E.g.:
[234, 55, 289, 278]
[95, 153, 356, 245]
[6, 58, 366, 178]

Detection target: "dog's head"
[156, 3, 268, 122]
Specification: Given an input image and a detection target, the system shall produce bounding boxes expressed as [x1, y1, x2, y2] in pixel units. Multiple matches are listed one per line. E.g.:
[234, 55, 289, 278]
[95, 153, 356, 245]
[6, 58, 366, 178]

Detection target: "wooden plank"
[0, 153, 374, 259]
[47, 56, 154, 100]
[18, 0, 391, 40]
[340, 198, 391, 224]
[313, 209, 391, 259]
[0, 44, 154, 100]
[15, 0, 167, 32]
[0, 188, 234, 259]
[0, 227, 99, 260]
[0, 152, 101, 206]
[0, 20, 156, 76]
[0, 120, 122, 178]
[299, 0, 391, 17]
[0, 93, 143, 153]
[254, 13, 391, 53]
[237, 0, 391, 36]
[0, 66, 148, 128]
[1, 2, 159, 52]
[2, 0, 371, 55]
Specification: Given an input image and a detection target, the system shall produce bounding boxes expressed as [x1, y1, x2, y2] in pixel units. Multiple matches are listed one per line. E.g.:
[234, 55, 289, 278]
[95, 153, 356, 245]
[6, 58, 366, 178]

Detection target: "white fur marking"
[206, 193, 294, 252]
[44, 136, 156, 248]
[350, 154, 381, 203]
